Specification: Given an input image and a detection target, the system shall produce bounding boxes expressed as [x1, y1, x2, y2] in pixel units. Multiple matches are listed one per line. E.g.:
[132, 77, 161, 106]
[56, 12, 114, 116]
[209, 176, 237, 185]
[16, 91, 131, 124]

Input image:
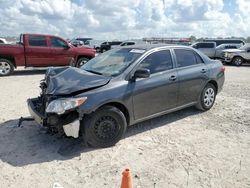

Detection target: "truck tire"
[77, 57, 89, 68]
[0, 59, 14, 76]
[196, 83, 217, 111]
[232, 57, 244, 66]
[81, 105, 127, 148]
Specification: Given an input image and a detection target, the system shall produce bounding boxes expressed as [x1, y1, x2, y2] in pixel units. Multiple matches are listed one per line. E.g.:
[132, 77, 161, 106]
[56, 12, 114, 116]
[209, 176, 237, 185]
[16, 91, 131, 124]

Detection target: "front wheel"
[82, 106, 127, 148]
[77, 57, 89, 68]
[0, 59, 14, 76]
[196, 83, 217, 111]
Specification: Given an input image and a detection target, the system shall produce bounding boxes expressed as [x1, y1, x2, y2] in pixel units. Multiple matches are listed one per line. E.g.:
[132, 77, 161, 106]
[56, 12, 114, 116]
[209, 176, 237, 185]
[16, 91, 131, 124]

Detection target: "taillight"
[221, 65, 225, 72]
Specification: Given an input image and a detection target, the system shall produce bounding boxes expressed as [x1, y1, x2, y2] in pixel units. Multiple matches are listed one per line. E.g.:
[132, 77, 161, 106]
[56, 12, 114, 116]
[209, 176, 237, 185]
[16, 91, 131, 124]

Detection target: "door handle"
[169, 75, 177, 81]
[201, 69, 207, 73]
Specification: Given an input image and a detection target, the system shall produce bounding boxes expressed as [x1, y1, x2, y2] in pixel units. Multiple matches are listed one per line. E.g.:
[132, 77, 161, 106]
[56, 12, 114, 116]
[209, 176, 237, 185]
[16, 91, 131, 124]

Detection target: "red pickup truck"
[0, 34, 96, 76]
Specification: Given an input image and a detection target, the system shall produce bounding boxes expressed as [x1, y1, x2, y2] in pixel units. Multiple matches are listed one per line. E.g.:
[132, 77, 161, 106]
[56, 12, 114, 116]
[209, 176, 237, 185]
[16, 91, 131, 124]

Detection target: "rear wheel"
[196, 83, 217, 111]
[232, 57, 244, 66]
[0, 59, 14, 76]
[82, 105, 127, 148]
[77, 57, 89, 68]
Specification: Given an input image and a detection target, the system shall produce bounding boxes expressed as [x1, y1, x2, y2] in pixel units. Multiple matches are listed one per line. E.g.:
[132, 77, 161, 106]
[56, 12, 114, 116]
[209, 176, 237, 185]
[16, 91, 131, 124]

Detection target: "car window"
[194, 52, 204, 64]
[174, 49, 197, 67]
[0, 40, 3, 43]
[51, 37, 67, 48]
[196, 43, 214, 48]
[224, 45, 235, 49]
[29, 36, 47, 47]
[111, 42, 122, 45]
[139, 50, 173, 74]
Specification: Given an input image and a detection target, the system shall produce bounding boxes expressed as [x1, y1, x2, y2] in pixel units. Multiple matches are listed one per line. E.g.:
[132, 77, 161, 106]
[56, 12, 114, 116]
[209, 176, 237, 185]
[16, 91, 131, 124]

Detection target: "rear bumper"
[217, 72, 225, 93]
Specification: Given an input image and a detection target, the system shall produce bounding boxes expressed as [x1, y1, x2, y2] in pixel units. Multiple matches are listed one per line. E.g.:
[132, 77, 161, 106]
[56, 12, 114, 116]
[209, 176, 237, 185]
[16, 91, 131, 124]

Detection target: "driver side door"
[49, 37, 74, 66]
[131, 49, 178, 121]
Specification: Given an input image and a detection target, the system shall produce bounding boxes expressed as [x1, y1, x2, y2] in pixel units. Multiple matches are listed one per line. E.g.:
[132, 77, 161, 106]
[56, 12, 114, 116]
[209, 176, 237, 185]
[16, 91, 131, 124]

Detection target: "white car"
[215, 43, 242, 59]
[223, 44, 250, 66]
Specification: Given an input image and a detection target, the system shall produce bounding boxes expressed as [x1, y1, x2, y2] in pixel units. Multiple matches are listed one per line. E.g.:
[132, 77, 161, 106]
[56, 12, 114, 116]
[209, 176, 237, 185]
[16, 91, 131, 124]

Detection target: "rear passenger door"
[132, 49, 178, 120]
[25, 35, 53, 66]
[174, 49, 209, 107]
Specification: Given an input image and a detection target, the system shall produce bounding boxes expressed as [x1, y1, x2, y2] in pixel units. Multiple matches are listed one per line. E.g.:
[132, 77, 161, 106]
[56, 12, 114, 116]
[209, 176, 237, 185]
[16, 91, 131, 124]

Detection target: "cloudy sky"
[0, 0, 249, 40]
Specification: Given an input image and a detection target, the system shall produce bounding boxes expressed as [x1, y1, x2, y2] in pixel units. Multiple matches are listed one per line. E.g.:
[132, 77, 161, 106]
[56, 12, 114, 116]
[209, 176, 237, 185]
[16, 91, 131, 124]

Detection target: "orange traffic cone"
[120, 168, 133, 188]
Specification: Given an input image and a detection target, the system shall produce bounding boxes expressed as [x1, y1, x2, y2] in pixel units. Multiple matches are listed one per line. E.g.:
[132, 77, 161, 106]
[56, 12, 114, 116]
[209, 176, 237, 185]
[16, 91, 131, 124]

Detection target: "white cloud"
[0, 0, 249, 39]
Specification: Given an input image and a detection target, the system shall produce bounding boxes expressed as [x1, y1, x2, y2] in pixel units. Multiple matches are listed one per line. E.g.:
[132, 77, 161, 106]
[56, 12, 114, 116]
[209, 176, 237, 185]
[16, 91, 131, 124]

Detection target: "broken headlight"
[46, 97, 87, 115]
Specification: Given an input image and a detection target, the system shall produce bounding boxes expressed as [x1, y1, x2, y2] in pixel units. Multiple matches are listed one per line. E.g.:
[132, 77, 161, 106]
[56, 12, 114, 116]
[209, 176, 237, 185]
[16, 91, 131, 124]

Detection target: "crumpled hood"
[45, 67, 110, 95]
[223, 49, 245, 53]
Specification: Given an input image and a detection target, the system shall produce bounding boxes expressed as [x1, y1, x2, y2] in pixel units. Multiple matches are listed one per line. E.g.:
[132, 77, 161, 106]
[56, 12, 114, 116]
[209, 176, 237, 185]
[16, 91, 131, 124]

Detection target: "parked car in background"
[84, 39, 105, 53]
[120, 41, 136, 46]
[191, 42, 242, 59]
[223, 43, 250, 66]
[191, 42, 217, 58]
[100, 41, 122, 52]
[70, 38, 93, 47]
[0, 38, 8, 44]
[27, 44, 225, 148]
[0, 34, 96, 76]
[203, 39, 245, 46]
[69, 39, 84, 47]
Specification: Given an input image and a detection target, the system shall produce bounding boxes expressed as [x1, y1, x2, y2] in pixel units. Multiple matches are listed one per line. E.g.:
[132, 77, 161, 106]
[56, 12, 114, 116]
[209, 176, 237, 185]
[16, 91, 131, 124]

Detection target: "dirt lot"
[0, 66, 250, 188]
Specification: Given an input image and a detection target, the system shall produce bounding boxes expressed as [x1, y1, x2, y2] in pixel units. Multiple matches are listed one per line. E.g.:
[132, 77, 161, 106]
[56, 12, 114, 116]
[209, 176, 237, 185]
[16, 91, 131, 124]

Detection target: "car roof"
[121, 44, 192, 51]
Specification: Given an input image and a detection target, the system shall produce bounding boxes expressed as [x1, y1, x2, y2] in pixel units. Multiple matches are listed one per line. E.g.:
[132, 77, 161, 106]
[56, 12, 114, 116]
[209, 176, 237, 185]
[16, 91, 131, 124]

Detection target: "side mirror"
[69, 57, 75, 67]
[133, 68, 150, 79]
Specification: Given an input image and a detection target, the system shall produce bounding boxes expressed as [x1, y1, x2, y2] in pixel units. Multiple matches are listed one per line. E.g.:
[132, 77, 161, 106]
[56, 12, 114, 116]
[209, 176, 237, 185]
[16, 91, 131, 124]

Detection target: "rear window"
[29, 36, 47, 47]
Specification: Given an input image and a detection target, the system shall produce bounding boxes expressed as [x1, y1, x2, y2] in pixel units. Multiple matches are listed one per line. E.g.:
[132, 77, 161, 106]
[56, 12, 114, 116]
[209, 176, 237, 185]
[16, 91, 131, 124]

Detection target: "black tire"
[196, 83, 217, 111]
[81, 105, 127, 148]
[76, 57, 89, 68]
[232, 57, 244, 66]
[0, 59, 14, 76]
[101, 48, 107, 53]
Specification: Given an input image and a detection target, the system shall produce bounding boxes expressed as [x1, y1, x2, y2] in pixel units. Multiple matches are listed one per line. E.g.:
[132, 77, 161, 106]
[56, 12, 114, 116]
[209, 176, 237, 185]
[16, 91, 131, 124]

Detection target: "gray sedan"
[27, 44, 225, 147]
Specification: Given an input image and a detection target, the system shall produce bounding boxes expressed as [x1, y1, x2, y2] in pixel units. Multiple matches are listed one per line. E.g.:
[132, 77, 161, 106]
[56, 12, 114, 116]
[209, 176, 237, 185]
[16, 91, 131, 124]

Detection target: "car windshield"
[81, 48, 145, 76]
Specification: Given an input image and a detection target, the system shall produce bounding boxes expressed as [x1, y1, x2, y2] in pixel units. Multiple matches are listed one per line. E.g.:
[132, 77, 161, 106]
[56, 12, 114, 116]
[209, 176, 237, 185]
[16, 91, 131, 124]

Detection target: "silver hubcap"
[234, 58, 242, 65]
[0, 61, 11, 75]
[204, 88, 215, 107]
[78, 59, 88, 67]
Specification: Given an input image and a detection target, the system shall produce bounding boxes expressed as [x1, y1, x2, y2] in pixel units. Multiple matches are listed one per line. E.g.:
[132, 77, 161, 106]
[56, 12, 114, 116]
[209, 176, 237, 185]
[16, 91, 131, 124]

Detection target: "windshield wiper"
[84, 69, 103, 75]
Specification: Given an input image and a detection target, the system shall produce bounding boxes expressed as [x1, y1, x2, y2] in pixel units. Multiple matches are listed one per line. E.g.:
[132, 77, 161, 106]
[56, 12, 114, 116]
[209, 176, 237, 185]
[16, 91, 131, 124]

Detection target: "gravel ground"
[0, 66, 250, 188]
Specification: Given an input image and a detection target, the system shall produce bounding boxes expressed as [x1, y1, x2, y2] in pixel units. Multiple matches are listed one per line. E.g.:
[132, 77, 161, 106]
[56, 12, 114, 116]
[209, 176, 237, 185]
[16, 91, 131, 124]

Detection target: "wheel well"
[0, 56, 16, 67]
[77, 55, 92, 62]
[100, 102, 130, 125]
[233, 56, 245, 61]
[208, 80, 218, 93]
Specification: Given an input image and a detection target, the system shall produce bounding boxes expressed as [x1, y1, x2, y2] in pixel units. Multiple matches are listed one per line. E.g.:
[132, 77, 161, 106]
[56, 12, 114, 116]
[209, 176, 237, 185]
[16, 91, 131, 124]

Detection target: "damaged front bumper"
[27, 98, 80, 138]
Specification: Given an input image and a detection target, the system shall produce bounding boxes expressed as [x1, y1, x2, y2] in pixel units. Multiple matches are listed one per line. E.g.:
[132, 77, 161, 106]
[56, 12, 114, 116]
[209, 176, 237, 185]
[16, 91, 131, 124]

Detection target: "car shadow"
[13, 69, 47, 76]
[0, 107, 200, 167]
